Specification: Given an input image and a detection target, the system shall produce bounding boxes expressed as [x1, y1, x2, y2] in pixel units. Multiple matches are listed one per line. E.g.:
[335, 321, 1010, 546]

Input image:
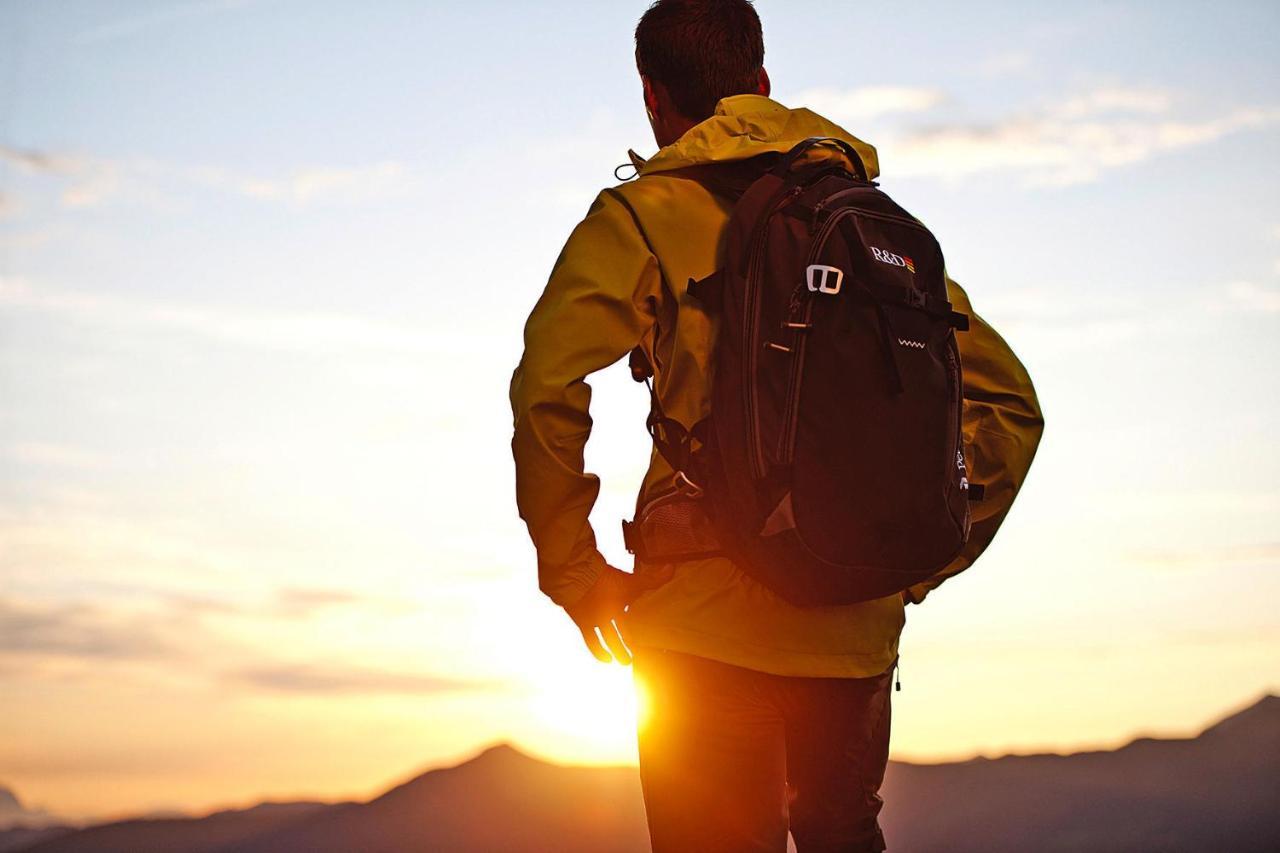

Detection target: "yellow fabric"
[510, 95, 1044, 677]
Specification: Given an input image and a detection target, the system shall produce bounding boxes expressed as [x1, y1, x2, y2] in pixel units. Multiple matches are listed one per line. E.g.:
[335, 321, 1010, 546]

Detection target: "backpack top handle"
[771, 136, 869, 182]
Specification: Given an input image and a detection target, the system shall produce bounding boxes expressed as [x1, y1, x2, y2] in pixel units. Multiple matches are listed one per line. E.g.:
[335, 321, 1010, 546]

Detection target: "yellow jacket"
[511, 96, 1044, 677]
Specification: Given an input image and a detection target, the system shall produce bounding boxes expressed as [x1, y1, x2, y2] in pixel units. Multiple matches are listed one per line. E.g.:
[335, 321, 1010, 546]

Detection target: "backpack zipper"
[838, 205, 931, 235]
[743, 185, 803, 479]
[776, 285, 815, 462]
[945, 340, 965, 505]
[775, 204, 868, 466]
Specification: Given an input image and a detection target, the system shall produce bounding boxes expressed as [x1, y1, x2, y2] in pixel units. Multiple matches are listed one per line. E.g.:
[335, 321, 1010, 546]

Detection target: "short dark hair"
[635, 0, 764, 121]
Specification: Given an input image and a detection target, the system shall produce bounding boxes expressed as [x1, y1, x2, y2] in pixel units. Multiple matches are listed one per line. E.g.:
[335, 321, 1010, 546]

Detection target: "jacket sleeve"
[905, 277, 1045, 603]
[510, 190, 662, 608]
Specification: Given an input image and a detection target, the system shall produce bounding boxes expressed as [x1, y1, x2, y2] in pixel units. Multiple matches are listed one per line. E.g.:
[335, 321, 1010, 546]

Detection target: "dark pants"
[634, 649, 893, 853]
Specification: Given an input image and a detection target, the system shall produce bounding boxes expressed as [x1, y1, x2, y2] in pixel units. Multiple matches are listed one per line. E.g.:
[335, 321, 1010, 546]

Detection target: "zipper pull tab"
[894, 659, 902, 692]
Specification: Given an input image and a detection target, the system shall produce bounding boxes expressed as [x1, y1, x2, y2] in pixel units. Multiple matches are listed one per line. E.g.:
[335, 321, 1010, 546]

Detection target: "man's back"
[511, 94, 1042, 679]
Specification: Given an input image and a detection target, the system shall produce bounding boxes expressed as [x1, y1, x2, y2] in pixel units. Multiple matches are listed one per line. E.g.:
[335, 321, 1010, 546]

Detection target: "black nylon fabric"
[689, 140, 971, 606]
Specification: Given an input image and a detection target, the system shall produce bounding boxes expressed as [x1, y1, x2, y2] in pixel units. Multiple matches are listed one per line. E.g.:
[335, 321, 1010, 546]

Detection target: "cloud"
[0, 598, 175, 661]
[0, 275, 443, 357]
[1224, 281, 1280, 312]
[50, 585, 410, 623]
[969, 276, 1278, 358]
[0, 146, 118, 209]
[0, 591, 434, 699]
[174, 160, 407, 205]
[272, 587, 365, 615]
[1048, 87, 1174, 119]
[0, 146, 85, 175]
[0, 145, 408, 210]
[4, 442, 113, 471]
[887, 94, 1279, 187]
[1131, 541, 1280, 571]
[779, 85, 1278, 188]
[228, 664, 490, 696]
[259, 587, 415, 619]
[793, 86, 946, 121]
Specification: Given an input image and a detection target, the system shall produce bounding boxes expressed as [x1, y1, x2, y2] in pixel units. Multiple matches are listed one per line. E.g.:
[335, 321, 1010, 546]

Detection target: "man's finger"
[616, 612, 634, 648]
[599, 620, 632, 666]
[579, 626, 610, 663]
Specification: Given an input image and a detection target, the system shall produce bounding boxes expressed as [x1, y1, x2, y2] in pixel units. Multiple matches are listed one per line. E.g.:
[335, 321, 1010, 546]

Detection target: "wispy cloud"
[0, 591, 439, 700]
[1224, 280, 1280, 313]
[272, 587, 365, 615]
[1048, 87, 1174, 119]
[0, 276, 438, 357]
[0, 598, 176, 661]
[1131, 542, 1280, 571]
[970, 275, 1280, 357]
[161, 586, 410, 620]
[227, 664, 491, 696]
[0, 145, 409, 210]
[176, 160, 408, 205]
[4, 442, 114, 471]
[888, 92, 1279, 187]
[793, 86, 946, 121]
[0, 146, 119, 209]
[792, 85, 1279, 189]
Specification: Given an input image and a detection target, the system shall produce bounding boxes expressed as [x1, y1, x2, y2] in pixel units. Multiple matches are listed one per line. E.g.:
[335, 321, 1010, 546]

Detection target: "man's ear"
[757, 67, 771, 97]
[642, 75, 659, 117]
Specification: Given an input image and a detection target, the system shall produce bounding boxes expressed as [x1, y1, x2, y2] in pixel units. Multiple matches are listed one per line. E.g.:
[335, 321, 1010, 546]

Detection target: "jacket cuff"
[539, 551, 607, 609]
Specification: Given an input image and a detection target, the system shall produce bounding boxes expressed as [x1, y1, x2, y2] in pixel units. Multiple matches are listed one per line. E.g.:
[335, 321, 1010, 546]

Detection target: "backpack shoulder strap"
[672, 154, 780, 203]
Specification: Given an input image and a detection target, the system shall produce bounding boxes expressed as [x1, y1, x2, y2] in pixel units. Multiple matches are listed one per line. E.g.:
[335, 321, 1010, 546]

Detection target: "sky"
[1, 0, 1278, 822]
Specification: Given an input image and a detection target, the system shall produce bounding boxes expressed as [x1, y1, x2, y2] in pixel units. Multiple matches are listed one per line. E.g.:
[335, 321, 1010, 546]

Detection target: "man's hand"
[565, 564, 673, 664]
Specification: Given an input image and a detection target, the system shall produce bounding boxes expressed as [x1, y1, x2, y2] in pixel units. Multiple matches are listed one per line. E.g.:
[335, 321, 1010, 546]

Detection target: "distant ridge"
[10, 694, 1278, 853]
[1, 800, 335, 853]
[878, 693, 1279, 852]
[0, 787, 60, 830]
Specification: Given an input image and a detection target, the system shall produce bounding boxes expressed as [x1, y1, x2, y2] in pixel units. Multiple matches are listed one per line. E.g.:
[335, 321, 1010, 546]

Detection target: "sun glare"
[525, 656, 642, 764]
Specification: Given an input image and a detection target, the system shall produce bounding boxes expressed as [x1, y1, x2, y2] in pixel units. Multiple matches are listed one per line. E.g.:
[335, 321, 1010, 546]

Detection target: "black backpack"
[622, 136, 980, 606]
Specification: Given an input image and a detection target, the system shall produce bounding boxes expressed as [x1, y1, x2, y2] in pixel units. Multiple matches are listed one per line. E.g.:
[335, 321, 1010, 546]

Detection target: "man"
[510, 1, 1043, 850]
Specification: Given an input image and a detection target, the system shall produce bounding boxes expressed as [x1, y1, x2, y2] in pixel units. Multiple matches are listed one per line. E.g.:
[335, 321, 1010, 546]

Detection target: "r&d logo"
[870, 246, 916, 274]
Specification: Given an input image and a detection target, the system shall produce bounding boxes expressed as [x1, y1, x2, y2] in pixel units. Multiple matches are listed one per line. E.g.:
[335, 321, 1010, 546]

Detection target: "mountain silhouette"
[877, 694, 1280, 852]
[0, 787, 67, 853]
[1, 801, 332, 853]
[0, 786, 59, 830]
[10, 695, 1278, 852]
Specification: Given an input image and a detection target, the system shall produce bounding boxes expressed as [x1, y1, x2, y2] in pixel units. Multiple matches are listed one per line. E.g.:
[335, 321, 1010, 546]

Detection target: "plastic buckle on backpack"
[674, 471, 704, 499]
[621, 519, 639, 554]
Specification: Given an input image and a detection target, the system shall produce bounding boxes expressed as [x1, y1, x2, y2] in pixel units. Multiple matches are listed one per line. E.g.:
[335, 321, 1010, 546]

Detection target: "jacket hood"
[630, 95, 880, 180]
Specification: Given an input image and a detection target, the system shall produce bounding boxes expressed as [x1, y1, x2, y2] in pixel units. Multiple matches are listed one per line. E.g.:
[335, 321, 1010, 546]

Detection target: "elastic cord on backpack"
[630, 346, 708, 496]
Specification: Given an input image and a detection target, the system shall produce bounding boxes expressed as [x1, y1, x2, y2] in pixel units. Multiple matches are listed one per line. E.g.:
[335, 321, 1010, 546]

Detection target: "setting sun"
[524, 658, 642, 765]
